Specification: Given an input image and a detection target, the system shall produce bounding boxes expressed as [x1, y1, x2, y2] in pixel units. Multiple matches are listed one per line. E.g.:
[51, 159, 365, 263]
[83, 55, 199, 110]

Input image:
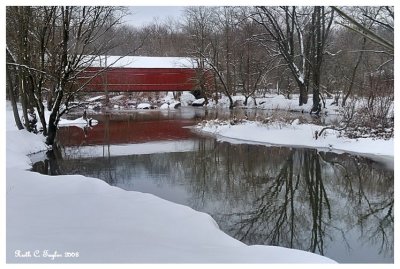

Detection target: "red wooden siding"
[79, 67, 201, 92]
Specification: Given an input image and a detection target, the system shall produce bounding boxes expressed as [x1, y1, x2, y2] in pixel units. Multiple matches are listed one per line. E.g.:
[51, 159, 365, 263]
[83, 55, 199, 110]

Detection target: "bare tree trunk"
[310, 6, 333, 114]
[20, 79, 30, 130]
[18, 6, 33, 131]
[342, 37, 367, 107]
[6, 67, 24, 130]
[46, 6, 70, 146]
[299, 83, 308, 105]
[311, 7, 321, 113]
[253, 7, 333, 110]
[6, 47, 24, 130]
[244, 95, 249, 106]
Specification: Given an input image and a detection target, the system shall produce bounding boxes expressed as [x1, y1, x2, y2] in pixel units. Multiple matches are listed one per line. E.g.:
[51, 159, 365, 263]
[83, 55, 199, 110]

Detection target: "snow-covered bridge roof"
[90, 55, 198, 69]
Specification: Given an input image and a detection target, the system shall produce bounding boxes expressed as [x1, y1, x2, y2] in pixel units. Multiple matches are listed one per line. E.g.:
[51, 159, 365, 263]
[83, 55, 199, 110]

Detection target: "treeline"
[110, 7, 393, 109]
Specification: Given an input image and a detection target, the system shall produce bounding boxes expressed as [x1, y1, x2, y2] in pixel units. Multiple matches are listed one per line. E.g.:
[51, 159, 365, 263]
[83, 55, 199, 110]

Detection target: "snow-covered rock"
[160, 103, 170, 110]
[137, 103, 152, 109]
[87, 103, 102, 111]
[163, 92, 175, 103]
[110, 94, 125, 101]
[180, 92, 196, 106]
[192, 98, 205, 107]
[170, 101, 181, 109]
[160, 101, 181, 109]
[87, 95, 106, 102]
[291, 119, 300, 125]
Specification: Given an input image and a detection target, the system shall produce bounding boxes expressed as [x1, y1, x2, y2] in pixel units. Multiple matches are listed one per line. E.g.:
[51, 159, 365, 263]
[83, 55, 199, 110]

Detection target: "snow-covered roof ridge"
[90, 55, 198, 69]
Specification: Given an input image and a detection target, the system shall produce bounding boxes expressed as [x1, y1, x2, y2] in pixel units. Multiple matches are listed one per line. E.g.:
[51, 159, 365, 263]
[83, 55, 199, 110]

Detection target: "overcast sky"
[124, 6, 185, 27]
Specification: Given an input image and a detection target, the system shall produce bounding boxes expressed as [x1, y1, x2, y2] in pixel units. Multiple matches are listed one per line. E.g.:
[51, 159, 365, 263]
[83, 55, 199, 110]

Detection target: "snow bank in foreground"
[6, 103, 336, 263]
[197, 121, 394, 158]
[7, 169, 336, 263]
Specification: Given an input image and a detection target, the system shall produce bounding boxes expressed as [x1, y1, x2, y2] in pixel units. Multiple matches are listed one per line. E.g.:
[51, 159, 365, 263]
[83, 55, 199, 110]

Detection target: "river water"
[30, 107, 394, 263]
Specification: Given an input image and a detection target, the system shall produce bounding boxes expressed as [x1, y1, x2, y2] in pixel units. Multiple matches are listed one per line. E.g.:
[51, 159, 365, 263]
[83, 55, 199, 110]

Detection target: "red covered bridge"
[78, 56, 212, 92]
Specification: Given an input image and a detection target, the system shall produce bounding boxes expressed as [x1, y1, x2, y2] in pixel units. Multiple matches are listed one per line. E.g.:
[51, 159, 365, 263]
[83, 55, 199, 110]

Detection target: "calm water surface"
[31, 107, 394, 263]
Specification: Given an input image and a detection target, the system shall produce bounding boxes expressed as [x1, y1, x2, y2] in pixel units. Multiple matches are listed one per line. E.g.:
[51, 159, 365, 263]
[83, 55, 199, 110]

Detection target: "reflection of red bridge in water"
[58, 119, 195, 147]
[79, 56, 213, 92]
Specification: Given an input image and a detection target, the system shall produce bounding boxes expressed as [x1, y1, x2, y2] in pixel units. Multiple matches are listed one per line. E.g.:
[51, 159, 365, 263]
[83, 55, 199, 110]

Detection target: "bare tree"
[339, 7, 393, 106]
[252, 6, 333, 113]
[205, 7, 241, 109]
[134, 18, 187, 57]
[252, 7, 311, 106]
[6, 48, 24, 130]
[183, 6, 215, 103]
[320, 6, 394, 135]
[6, 7, 35, 131]
[184, 7, 241, 109]
[235, 13, 280, 106]
[308, 7, 334, 113]
[332, 6, 393, 53]
[6, 6, 129, 146]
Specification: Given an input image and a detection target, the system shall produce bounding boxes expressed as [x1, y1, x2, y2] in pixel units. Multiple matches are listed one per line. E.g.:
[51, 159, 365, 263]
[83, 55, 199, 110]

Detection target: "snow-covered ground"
[5, 102, 336, 263]
[195, 119, 393, 165]
[206, 93, 340, 113]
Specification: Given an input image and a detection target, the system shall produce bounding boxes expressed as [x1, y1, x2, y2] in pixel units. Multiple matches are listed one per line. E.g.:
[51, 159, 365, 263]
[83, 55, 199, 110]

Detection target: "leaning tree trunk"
[45, 84, 64, 146]
[342, 37, 366, 107]
[46, 113, 58, 146]
[46, 6, 69, 146]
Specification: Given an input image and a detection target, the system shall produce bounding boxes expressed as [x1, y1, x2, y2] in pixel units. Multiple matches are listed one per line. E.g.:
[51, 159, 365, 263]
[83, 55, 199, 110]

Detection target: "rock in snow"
[136, 103, 152, 109]
[192, 98, 205, 107]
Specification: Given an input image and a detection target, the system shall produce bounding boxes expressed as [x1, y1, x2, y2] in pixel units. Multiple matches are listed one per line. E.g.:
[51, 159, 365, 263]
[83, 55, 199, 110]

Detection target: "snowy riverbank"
[196, 120, 394, 165]
[5, 102, 336, 263]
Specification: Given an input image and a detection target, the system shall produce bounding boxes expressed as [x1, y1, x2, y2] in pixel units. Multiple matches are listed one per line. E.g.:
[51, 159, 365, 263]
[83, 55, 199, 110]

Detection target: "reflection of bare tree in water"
[302, 150, 331, 254]
[318, 152, 394, 256]
[232, 150, 299, 245]
[345, 157, 393, 255]
[359, 196, 393, 255]
[226, 149, 332, 254]
[102, 113, 116, 185]
[190, 139, 221, 207]
[31, 144, 63, 175]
